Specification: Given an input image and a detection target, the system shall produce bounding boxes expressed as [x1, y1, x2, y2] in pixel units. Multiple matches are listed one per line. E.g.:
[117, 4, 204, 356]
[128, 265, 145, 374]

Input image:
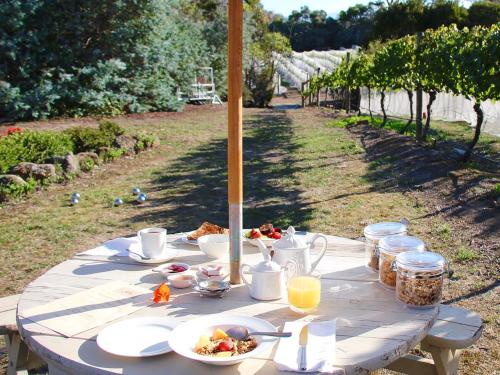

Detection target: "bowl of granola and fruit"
[168, 314, 278, 365]
[244, 223, 283, 248]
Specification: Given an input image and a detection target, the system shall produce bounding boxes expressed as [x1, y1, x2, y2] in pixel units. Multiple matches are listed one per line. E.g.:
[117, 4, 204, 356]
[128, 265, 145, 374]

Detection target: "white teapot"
[257, 226, 328, 275]
[240, 247, 295, 301]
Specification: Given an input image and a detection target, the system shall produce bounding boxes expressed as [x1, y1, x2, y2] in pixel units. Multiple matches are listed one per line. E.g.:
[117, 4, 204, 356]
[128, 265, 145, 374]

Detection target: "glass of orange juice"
[287, 271, 321, 314]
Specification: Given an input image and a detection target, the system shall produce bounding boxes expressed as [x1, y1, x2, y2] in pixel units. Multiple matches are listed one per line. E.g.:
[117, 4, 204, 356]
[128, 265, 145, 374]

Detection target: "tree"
[468, 1, 500, 27]
[454, 24, 500, 161]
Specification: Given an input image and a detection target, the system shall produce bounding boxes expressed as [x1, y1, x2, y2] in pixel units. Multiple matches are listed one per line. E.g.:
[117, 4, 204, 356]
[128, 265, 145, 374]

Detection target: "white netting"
[273, 50, 355, 89]
[359, 88, 500, 136]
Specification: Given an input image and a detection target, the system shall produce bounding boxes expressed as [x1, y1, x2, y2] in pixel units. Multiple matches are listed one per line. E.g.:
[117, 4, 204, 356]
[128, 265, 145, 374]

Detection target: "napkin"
[77, 237, 138, 257]
[274, 320, 344, 374]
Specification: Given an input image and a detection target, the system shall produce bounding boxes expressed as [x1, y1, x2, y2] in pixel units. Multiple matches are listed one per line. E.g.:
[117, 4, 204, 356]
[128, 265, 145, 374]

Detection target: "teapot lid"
[253, 259, 282, 272]
[273, 226, 307, 250]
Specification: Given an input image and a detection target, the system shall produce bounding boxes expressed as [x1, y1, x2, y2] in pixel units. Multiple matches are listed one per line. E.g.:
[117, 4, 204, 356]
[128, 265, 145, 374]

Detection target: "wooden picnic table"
[16, 233, 438, 375]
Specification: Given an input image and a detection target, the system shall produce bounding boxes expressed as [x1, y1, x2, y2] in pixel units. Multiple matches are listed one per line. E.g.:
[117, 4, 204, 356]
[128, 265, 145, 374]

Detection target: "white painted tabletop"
[17, 233, 437, 375]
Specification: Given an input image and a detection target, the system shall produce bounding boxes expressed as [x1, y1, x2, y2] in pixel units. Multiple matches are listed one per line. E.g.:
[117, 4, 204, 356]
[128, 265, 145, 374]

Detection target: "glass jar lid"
[364, 221, 407, 238]
[379, 235, 425, 256]
[396, 250, 445, 271]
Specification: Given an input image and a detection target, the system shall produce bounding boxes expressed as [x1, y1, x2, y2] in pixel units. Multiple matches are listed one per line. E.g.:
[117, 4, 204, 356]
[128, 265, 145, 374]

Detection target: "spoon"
[127, 249, 151, 260]
[226, 326, 292, 340]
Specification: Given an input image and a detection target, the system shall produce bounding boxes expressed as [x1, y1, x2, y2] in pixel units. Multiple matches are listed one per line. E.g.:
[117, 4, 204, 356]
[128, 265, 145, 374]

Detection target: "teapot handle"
[309, 234, 328, 272]
[239, 264, 253, 286]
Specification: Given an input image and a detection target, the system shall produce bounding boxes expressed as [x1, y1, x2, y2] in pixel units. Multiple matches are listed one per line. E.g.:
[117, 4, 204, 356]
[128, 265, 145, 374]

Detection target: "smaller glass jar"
[396, 251, 445, 309]
[363, 222, 407, 272]
[378, 235, 425, 288]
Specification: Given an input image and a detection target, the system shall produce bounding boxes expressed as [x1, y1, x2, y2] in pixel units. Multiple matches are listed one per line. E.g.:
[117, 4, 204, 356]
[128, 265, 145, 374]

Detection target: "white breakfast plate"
[128, 242, 179, 264]
[97, 317, 178, 357]
[168, 314, 278, 366]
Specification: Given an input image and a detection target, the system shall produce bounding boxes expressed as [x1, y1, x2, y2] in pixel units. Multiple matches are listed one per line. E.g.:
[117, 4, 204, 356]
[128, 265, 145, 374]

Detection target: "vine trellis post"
[415, 32, 424, 142]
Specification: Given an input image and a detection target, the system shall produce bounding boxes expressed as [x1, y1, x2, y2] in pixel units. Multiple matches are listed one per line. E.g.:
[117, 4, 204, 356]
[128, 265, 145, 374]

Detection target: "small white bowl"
[168, 274, 195, 289]
[197, 234, 229, 259]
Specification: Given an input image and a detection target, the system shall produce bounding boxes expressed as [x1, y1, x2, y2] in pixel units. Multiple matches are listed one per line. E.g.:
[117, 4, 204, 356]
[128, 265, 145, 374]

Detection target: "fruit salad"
[194, 328, 257, 357]
[245, 223, 282, 240]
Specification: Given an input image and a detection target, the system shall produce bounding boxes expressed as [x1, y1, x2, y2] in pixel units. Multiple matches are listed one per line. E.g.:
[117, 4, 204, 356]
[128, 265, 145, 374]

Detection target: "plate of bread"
[181, 222, 229, 246]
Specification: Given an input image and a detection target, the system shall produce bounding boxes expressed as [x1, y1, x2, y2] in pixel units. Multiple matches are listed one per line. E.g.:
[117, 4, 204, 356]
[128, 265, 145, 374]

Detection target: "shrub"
[80, 158, 95, 172]
[0, 177, 37, 201]
[99, 121, 124, 137]
[0, 130, 74, 173]
[134, 134, 157, 152]
[63, 121, 125, 153]
[101, 148, 126, 162]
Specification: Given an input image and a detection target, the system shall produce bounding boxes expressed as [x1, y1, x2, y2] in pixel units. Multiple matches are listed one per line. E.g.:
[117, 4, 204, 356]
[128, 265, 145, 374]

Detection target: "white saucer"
[128, 242, 179, 264]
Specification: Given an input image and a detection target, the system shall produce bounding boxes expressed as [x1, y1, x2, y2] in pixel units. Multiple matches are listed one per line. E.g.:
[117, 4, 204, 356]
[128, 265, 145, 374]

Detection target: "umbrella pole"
[228, 0, 243, 284]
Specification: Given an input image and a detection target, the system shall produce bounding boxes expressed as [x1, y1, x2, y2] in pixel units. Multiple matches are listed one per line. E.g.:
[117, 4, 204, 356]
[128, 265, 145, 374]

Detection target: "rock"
[11, 162, 56, 181]
[77, 152, 100, 165]
[50, 153, 79, 174]
[114, 135, 137, 155]
[0, 174, 26, 186]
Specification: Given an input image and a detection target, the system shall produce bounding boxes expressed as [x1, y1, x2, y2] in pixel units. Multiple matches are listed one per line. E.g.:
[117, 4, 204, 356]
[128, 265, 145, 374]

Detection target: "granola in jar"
[395, 250, 445, 309]
[378, 235, 425, 288]
[363, 222, 407, 272]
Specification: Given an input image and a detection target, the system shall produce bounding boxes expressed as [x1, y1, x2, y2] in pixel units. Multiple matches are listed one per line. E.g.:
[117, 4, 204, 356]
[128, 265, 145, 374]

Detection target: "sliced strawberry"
[271, 232, 282, 239]
[217, 340, 233, 352]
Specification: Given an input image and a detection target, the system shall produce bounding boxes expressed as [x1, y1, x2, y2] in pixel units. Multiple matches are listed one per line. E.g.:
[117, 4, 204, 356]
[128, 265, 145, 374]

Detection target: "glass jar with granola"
[363, 222, 407, 272]
[395, 251, 445, 309]
[378, 235, 425, 289]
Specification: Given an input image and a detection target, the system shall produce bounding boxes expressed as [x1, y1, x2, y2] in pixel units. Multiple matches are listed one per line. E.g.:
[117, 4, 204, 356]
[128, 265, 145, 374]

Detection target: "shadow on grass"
[352, 125, 499, 237]
[126, 109, 314, 231]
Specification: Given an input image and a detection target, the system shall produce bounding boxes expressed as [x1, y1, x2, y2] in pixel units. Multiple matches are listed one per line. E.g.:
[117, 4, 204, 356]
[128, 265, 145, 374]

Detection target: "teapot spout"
[255, 238, 271, 261]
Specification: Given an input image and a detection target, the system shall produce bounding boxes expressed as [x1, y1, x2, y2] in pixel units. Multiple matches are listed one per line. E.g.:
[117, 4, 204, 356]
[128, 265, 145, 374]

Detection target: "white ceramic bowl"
[197, 234, 230, 259]
[168, 314, 277, 366]
[168, 274, 195, 289]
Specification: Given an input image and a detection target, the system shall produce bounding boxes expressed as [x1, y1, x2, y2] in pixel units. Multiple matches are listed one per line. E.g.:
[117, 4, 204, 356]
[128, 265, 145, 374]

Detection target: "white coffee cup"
[137, 228, 167, 258]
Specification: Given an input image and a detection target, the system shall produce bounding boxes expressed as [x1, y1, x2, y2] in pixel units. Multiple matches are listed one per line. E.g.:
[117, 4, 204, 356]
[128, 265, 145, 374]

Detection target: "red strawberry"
[250, 228, 261, 239]
[217, 340, 233, 352]
[271, 232, 282, 239]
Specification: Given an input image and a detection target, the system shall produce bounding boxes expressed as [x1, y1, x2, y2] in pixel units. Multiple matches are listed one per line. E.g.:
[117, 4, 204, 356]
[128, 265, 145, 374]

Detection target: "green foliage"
[64, 121, 124, 153]
[80, 158, 95, 173]
[99, 121, 125, 137]
[64, 128, 114, 154]
[0, 0, 217, 120]
[0, 131, 74, 173]
[134, 134, 157, 152]
[101, 148, 126, 162]
[455, 246, 477, 262]
[0, 177, 37, 201]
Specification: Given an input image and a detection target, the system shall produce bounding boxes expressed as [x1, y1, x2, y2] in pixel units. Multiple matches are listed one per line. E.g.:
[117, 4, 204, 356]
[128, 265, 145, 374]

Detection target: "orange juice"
[287, 276, 321, 312]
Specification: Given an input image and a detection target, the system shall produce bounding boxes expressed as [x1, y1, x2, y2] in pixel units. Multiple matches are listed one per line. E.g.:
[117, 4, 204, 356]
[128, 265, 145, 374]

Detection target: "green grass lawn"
[0, 105, 498, 374]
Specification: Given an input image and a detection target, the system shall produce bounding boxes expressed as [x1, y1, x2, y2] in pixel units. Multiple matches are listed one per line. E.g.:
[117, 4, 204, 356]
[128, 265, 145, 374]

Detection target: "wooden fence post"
[301, 82, 305, 107]
[415, 32, 423, 142]
[346, 52, 351, 113]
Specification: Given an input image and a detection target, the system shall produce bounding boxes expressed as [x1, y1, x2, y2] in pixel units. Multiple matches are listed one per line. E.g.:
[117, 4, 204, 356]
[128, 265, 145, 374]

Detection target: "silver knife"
[299, 324, 308, 371]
